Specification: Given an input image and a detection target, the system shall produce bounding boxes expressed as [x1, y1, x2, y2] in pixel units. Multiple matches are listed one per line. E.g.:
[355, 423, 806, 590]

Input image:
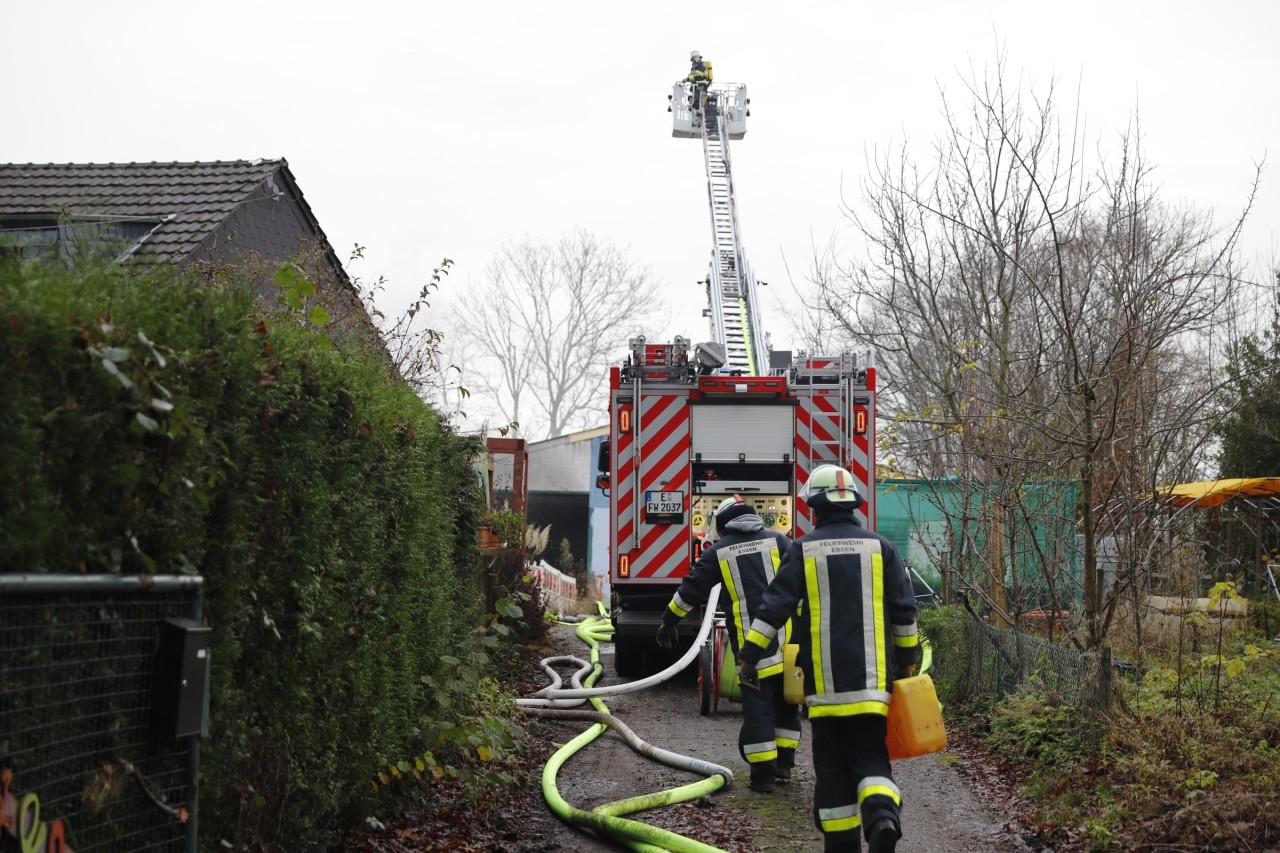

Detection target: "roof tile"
[0, 160, 286, 258]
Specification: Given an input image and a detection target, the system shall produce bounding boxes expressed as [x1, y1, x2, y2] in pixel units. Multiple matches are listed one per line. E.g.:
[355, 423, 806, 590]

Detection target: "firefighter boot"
[821, 831, 860, 853]
[866, 817, 900, 853]
[775, 747, 795, 784]
[748, 764, 776, 793]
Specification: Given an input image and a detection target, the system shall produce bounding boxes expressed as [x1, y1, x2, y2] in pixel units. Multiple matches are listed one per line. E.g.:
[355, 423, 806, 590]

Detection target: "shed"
[526, 426, 609, 594]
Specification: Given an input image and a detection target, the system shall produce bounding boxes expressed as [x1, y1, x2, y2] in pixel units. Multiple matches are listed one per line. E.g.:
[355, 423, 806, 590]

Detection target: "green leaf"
[101, 358, 133, 389]
[274, 263, 300, 289]
[283, 289, 304, 311]
[306, 305, 330, 325]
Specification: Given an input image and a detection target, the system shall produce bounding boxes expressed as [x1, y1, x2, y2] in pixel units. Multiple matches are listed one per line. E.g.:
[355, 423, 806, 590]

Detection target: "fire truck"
[597, 79, 877, 676]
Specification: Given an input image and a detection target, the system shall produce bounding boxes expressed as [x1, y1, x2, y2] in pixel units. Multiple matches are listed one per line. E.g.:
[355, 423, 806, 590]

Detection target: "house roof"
[0, 159, 330, 264]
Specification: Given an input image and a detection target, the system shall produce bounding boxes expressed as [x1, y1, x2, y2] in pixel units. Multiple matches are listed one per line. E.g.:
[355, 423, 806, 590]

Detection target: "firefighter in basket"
[685, 49, 713, 114]
[735, 465, 921, 853]
[655, 494, 799, 793]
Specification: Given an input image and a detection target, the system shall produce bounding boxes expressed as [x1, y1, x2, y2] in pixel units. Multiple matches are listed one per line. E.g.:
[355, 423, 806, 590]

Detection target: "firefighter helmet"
[713, 494, 753, 531]
[690, 50, 702, 61]
[800, 464, 864, 507]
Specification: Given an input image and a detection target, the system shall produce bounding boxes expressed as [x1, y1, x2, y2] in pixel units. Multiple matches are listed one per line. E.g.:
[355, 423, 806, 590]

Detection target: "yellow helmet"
[800, 464, 863, 506]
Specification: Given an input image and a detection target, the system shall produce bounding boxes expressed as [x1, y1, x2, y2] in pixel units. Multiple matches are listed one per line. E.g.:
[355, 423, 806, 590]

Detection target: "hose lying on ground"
[518, 588, 734, 853]
[518, 592, 718, 705]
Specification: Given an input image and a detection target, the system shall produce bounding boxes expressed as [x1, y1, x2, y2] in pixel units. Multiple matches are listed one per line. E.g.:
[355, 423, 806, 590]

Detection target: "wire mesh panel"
[0, 575, 202, 852]
[931, 612, 1114, 719]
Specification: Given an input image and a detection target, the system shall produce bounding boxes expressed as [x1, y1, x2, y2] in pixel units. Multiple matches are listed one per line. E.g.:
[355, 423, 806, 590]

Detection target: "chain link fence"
[1, 574, 204, 852]
[931, 600, 1114, 718]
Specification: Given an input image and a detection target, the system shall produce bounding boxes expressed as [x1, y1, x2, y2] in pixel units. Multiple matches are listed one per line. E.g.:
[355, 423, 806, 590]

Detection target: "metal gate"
[0, 574, 205, 852]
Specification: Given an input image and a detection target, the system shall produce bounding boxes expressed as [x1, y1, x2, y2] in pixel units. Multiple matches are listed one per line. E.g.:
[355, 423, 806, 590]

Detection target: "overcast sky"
[6, 1, 1277, 434]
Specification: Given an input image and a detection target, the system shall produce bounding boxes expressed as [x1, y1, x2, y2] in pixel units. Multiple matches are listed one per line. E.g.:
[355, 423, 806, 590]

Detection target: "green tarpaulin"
[876, 478, 1079, 606]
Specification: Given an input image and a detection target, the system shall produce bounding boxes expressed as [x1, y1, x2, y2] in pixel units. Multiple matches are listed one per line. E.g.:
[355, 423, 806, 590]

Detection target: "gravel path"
[526, 622, 1035, 853]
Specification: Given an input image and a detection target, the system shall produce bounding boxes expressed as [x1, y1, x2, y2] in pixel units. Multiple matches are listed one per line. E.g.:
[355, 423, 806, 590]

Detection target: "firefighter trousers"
[809, 714, 902, 851]
[738, 673, 802, 782]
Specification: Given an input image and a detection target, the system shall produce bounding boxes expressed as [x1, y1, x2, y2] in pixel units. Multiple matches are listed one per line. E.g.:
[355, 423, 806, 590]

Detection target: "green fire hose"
[520, 603, 735, 853]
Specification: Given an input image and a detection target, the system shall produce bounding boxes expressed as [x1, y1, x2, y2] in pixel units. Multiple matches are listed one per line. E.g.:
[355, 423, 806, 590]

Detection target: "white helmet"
[690, 50, 702, 61]
[712, 494, 752, 538]
[799, 464, 864, 507]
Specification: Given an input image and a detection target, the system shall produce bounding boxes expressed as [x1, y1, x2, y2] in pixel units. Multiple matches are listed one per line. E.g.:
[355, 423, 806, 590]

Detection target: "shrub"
[0, 257, 494, 850]
[916, 604, 973, 707]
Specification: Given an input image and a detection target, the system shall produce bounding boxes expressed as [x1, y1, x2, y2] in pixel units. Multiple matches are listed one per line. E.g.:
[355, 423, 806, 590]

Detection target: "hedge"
[0, 257, 488, 848]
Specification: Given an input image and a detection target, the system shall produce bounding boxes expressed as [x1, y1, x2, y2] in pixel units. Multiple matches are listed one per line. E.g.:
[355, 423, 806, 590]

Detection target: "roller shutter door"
[689, 405, 794, 462]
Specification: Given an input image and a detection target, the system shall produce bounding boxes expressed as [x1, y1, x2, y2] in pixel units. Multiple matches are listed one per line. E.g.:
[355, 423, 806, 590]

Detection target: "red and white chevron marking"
[794, 388, 874, 534]
[612, 390, 692, 583]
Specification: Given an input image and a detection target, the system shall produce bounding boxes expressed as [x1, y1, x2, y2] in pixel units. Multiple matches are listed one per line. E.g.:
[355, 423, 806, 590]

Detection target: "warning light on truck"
[854, 406, 868, 435]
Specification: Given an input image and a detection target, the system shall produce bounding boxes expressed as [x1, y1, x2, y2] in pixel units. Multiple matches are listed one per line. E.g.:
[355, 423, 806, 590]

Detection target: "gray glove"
[656, 621, 678, 651]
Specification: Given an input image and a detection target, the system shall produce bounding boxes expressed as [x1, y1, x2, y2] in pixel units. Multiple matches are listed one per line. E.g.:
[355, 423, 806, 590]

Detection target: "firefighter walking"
[655, 495, 799, 793]
[736, 465, 921, 853]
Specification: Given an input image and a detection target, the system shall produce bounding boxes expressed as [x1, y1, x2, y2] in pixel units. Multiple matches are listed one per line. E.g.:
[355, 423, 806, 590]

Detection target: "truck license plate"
[645, 490, 684, 523]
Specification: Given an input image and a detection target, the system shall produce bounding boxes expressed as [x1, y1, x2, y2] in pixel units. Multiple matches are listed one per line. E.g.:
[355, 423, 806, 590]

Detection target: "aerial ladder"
[670, 81, 770, 375]
[598, 77, 878, 676]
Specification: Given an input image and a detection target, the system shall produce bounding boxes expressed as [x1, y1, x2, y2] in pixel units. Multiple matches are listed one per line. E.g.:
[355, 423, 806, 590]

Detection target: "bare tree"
[812, 50, 1257, 646]
[454, 231, 659, 439]
[778, 235, 848, 355]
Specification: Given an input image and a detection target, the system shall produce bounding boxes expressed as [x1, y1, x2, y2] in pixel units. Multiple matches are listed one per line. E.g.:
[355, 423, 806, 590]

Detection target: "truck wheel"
[698, 642, 714, 716]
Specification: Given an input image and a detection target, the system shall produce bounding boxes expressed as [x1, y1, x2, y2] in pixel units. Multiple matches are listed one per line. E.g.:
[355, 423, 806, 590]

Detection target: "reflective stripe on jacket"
[663, 528, 790, 676]
[686, 59, 713, 83]
[741, 518, 918, 715]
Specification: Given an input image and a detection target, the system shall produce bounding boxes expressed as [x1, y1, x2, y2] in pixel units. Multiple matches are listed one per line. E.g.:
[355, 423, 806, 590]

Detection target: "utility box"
[151, 617, 211, 740]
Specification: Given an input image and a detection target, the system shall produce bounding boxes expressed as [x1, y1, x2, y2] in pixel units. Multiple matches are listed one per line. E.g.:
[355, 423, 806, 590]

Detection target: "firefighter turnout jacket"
[739, 514, 919, 717]
[662, 526, 791, 676]
[686, 58, 713, 85]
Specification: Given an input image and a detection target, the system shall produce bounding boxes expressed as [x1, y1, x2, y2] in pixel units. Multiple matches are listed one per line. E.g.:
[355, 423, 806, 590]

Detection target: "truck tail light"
[618, 554, 630, 577]
[853, 406, 868, 435]
[619, 405, 633, 434]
